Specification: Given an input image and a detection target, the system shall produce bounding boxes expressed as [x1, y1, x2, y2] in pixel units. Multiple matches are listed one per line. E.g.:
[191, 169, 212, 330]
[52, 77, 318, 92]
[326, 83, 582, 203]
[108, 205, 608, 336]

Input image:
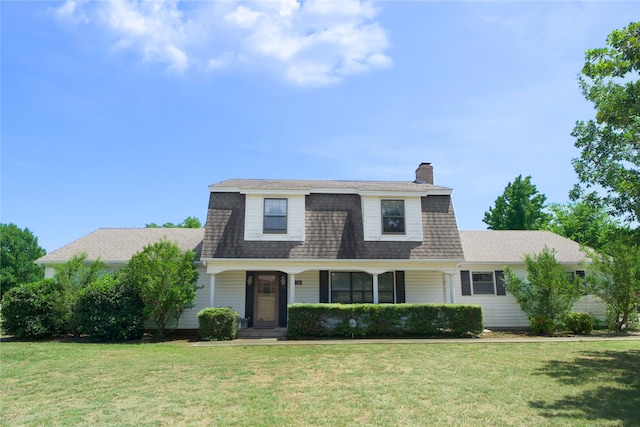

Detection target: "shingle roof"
[202, 192, 464, 260]
[210, 179, 452, 193]
[37, 228, 205, 264]
[459, 230, 587, 264]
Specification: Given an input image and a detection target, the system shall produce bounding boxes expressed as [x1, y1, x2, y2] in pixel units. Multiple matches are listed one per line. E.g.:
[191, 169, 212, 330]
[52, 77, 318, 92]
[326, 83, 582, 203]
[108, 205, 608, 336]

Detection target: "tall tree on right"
[483, 175, 549, 230]
[571, 22, 640, 223]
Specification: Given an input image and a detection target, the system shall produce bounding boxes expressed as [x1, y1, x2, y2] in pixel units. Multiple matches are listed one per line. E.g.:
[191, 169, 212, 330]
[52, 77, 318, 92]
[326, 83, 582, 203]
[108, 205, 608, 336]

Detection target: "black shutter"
[278, 273, 288, 327]
[461, 270, 471, 296]
[495, 270, 506, 296]
[395, 271, 406, 303]
[319, 270, 329, 303]
[576, 270, 586, 279]
[245, 272, 255, 327]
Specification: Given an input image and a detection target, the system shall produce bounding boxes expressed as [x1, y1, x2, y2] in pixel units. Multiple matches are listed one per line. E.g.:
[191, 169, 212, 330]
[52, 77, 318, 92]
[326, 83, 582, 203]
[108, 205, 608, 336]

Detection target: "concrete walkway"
[192, 334, 640, 346]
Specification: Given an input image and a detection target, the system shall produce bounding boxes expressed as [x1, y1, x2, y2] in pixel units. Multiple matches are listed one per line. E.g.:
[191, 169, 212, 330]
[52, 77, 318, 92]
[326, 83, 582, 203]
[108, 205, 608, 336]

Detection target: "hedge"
[287, 303, 483, 339]
[0, 279, 69, 339]
[74, 275, 145, 342]
[562, 311, 594, 335]
[198, 307, 240, 341]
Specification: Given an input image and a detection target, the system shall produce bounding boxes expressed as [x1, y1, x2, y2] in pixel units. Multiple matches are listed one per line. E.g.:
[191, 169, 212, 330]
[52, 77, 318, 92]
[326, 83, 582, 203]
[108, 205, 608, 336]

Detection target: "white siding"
[362, 196, 423, 242]
[244, 194, 305, 241]
[405, 271, 446, 303]
[213, 271, 247, 317]
[179, 267, 211, 329]
[293, 271, 320, 304]
[181, 270, 247, 328]
[456, 265, 529, 329]
[454, 265, 608, 328]
[573, 295, 607, 323]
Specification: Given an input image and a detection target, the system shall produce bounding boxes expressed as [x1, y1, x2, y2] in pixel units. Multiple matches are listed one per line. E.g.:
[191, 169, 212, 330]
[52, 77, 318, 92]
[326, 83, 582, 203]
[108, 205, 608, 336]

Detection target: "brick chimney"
[415, 162, 434, 184]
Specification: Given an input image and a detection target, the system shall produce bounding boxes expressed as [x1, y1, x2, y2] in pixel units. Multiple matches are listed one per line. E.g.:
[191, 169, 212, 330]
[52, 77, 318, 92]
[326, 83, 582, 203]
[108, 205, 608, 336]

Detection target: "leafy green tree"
[0, 223, 46, 296]
[53, 253, 106, 333]
[145, 216, 202, 228]
[571, 22, 640, 223]
[483, 175, 550, 230]
[585, 239, 640, 331]
[74, 274, 145, 342]
[1, 279, 69, 339]
[503, 247, 583, 334]
[122, 239, 199, 337]
[545, 200, 624, 250]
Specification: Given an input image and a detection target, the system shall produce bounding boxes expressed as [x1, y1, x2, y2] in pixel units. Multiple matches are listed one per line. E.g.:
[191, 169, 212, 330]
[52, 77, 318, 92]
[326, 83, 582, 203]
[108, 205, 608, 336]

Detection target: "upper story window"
[264, 198, 287, 233]
[381, 200, 405, 234]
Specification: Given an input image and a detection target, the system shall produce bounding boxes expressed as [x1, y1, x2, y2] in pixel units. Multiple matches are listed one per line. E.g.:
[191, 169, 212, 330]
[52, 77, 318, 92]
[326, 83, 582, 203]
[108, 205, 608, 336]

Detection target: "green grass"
[1, 340, 639, 426]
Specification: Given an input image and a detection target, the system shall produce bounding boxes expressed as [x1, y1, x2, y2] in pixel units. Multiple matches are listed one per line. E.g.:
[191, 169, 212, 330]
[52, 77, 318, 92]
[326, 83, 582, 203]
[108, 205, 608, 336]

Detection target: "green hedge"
[198, 307, 239, 341]
[75, 275, 145, 342]
[0, 279, 69, 339]
[287, 303, 483, 339]
[562, 312, 594, 335]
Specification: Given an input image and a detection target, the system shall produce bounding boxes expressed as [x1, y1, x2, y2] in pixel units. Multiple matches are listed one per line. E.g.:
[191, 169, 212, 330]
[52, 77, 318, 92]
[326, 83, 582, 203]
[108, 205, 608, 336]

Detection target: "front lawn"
[1, 340, 639, 426]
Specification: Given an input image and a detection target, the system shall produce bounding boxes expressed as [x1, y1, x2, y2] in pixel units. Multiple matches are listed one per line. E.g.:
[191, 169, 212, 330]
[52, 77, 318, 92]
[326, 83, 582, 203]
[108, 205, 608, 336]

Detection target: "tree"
[74, 274, 145, 342]
[483, 175, 550, 230]
[571, 22, 640, 223]
[52, 253, 106, 334]
[545, 200, 625, 250]
[122, 239, 199, 337]
[503, 247, 583, 334]
[585, 239, 640, 331]
[1, 279, 69, 339]
[0, 223, 46, 296]
[145, 216, 202, 228]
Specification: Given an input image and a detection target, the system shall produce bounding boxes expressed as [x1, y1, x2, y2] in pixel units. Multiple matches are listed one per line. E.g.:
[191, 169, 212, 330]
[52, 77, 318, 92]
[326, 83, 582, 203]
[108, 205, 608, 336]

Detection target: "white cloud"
[54, 0, 391, 85]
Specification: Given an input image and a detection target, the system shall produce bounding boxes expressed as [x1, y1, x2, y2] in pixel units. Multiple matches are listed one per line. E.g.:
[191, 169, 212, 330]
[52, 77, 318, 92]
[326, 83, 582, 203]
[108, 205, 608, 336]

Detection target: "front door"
[254, 273, 279, 328]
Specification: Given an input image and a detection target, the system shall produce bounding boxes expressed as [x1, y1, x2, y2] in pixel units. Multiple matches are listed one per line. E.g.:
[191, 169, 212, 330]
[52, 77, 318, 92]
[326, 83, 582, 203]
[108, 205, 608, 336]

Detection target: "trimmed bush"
[287, 303, 483, 339]
[198, 307, 240, 341]
[75, 275, 145, 342]
[563, 312, 594, 335]
[0, 279, 69, 339]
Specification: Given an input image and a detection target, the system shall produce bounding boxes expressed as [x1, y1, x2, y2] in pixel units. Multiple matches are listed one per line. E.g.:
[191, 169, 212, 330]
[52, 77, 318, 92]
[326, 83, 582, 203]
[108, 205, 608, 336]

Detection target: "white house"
[37, 163, 605, 331]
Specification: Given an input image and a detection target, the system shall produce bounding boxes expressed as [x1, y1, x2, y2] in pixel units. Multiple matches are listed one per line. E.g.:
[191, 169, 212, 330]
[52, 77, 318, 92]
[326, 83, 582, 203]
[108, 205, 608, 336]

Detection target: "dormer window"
[264, 198, 287, 233]
[381, 200, 405, 234]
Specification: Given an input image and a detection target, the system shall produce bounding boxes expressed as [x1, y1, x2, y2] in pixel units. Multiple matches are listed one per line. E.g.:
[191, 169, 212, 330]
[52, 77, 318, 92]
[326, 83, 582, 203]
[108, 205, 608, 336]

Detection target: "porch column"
[373, 274, 379, 304]
[449, 274, 456, 304]
[289, 273, 296, 304]
[209, 274, 216, 307]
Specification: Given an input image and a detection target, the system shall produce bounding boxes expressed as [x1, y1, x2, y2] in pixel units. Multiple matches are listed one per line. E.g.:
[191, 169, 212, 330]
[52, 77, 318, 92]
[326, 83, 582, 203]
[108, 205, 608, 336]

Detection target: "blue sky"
[2, 0, 638, 253]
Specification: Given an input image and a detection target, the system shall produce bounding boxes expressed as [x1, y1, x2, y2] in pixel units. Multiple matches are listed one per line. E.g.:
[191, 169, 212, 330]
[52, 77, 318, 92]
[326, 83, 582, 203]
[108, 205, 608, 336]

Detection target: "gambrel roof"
[202, 191, 464, 260]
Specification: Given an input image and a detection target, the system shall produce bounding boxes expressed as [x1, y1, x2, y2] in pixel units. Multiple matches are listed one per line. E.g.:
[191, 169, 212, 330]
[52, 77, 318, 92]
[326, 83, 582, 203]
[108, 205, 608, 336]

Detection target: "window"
[461, 270, 506, 296]
[331, 272, 373, 303]
[471, 272, 495, 295]
[264, 198, 287, 233]
[378, 272, 395, 303]
[381, 200, 405, 234]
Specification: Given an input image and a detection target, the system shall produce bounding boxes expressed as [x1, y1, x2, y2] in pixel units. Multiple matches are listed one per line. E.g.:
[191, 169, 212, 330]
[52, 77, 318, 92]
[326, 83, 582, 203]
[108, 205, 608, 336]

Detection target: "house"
[37, 163, 605, 330]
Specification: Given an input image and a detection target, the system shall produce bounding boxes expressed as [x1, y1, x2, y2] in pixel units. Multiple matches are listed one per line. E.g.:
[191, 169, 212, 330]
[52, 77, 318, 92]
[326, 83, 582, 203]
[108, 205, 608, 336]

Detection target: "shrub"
[563, 312, 594, 335]
[75, 275, 145, 342]
[503, 247, 583, 333]
[1, 279, 69, 339]
[287, 303, 483, 339]
[122, 240, 199, 338]
[529, 316, 556, 335]
[198, 307, 239, 341]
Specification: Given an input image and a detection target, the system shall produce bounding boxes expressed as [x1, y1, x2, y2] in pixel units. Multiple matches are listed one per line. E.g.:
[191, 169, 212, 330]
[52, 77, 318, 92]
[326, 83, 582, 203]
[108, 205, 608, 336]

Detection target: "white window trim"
[471, 271, 496, 296]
